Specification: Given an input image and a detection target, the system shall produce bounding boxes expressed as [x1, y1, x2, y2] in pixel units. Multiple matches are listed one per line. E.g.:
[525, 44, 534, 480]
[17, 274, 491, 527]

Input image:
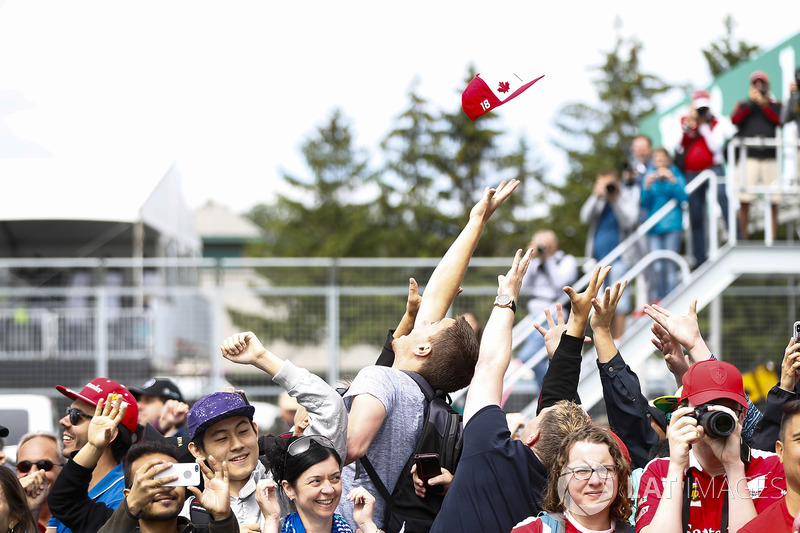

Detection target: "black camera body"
[606, 183, 617, 195]
[689, 404, 736, 438]
[536, 245, 547, 256]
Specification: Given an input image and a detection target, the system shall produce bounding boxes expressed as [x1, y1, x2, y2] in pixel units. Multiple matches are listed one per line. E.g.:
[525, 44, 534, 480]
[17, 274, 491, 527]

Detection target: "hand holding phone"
[155, 463, 201, 487]
[414, 453, 444, 496]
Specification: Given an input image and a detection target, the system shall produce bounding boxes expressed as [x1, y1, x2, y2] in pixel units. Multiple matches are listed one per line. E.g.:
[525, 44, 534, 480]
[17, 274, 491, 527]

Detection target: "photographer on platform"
[580, 169, 638, 339]
[516, 230, 577, 391]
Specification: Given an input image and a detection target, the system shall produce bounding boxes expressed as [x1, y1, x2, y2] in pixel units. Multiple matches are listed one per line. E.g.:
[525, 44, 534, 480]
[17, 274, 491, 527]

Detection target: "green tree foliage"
[550, 23, 673, 255]
[701, 15, 761, 77]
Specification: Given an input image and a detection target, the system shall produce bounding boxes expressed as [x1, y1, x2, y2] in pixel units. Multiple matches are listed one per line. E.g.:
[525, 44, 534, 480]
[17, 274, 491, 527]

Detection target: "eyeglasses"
[65, 407, 93, 425]
[562, 464, 618, 480]
[17, 460, 63, 473]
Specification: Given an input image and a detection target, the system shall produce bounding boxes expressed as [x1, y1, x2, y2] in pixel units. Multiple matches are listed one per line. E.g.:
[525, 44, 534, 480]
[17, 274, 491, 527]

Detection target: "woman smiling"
[257, 435, 380, 533]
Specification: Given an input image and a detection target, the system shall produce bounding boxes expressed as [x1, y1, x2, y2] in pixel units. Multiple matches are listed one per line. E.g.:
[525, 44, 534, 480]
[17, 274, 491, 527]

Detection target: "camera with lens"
[536, 245, 547, 256]
[697, 107, 710, 119]
[689, 404, 736, 438]
[605, 183, 617, 195]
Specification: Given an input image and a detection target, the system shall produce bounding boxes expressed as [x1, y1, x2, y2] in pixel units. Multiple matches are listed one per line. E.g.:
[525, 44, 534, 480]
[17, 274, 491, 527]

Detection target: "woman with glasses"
[511, 425, 633, 533]
[255, 435, 381, 533]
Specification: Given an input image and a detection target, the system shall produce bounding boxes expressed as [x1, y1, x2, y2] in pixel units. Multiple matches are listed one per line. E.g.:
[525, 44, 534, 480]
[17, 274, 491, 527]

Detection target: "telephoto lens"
[693, 405, 735, 438]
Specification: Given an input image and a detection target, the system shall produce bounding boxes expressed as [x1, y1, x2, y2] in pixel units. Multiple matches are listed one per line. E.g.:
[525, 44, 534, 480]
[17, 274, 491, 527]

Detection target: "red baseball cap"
[691, 89, 711, 109]
[679, 359, 747, 409]
[750, 71, 769, 84]
[56, 377, 139, 433]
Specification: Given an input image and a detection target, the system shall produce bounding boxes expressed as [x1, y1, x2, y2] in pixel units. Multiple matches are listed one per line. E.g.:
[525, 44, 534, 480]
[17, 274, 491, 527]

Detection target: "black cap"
[0, 424, 8, 438]
[130, 378, 184, 403]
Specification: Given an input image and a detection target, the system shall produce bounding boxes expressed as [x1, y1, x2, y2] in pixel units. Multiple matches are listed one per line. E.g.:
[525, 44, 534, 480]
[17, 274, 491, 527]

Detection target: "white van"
[0, 394, 58, 465]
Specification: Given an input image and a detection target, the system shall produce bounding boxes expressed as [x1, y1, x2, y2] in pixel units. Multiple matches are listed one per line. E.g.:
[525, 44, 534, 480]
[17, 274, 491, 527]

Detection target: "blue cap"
[187, 391, 255, 441]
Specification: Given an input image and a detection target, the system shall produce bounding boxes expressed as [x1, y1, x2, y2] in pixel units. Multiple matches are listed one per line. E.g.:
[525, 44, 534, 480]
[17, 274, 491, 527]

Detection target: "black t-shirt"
[430, 405, 548, 533]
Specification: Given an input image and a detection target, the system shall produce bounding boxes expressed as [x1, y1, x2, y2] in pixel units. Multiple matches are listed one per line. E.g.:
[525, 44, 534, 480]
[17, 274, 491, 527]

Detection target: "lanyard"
[682, 469, 729, 533]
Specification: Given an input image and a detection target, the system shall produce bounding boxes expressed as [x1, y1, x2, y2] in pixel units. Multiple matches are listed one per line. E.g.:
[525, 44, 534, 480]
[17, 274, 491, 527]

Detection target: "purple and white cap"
[187, 391, 255, 440]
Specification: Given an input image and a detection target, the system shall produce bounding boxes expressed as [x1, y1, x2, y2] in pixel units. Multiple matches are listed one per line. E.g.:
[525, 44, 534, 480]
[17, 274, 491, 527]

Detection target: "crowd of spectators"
[1, 70, 800, 533]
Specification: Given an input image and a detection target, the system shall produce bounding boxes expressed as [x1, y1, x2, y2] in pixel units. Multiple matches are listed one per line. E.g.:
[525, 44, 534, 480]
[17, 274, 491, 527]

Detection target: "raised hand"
[590, 280, 628, 332]
[348, 486, 379, 533]
[651, 322, 689, 388]
[254, 478, 280, 533]
[533, 304, 587, 360]
[87, 393, 127, 450]
[563, 265, 611, 336]
[188, 455, 231, 521]
[779, 338, 800, 392]
[497, 248, 534, 302]
[469, 180, 520, 224]
[159, 399, 189, 432]
[220, 332, 267, 366]
[643, 299, 711, 361]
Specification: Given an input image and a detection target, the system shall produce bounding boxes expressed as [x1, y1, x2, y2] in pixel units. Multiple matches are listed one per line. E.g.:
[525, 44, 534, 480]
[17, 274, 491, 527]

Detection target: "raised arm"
[643, 299, 712, 363]
[221, 332, 348, 460]
[536, 265, 611, 412]
[48, 395, 126, 533]
[592, 280, 659, 469]
[463, 248, 532, 425]
[415, 180, 519, 324]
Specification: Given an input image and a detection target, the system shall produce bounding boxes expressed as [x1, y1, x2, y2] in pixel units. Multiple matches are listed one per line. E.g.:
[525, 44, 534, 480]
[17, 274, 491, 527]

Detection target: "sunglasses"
[284, 435, 337, 472]
[65, 407, 93, 425]
[287, 435, 336, 457]
[17, 459, 62, 473]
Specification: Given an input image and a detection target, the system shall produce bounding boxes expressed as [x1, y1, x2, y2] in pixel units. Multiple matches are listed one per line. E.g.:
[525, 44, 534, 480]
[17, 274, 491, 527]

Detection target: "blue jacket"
[640, 165, 688, 234]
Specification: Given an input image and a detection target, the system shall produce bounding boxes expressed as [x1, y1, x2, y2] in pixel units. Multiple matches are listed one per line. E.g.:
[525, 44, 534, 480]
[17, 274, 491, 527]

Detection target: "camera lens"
[606, 183, 617, 194]
[696, 409, 735, 438]
[536, 245, 547, 256]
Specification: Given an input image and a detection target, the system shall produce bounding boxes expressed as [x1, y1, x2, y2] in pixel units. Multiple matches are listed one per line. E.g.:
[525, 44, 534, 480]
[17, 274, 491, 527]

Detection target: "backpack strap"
[358, 456, 394, 511]
[189, 498, 211, 532]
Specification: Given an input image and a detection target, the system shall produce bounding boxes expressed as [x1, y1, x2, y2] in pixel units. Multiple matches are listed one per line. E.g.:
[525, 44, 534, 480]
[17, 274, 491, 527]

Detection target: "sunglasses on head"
[17, 459, 62, 473]
[287, 435, 336, 457]
[65, 407, 93, 425]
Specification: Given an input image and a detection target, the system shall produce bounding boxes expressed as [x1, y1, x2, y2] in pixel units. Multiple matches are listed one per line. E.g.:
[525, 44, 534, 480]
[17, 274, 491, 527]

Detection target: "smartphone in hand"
[794, 321, 800, 344]
[155, 463, 201, 487]
[414, 453, 443, 496]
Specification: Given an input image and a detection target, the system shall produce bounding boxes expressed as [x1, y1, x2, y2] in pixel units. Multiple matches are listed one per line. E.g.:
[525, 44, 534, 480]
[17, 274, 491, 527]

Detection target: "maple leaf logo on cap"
[498, 81, 510, 93]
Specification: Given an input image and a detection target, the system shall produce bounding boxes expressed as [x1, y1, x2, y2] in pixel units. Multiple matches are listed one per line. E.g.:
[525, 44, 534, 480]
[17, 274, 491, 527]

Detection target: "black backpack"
[358, 370, 463, 533]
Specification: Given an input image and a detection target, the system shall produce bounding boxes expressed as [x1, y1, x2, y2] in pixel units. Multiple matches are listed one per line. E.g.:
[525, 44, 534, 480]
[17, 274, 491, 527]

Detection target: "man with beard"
[98, 440, 237, 533]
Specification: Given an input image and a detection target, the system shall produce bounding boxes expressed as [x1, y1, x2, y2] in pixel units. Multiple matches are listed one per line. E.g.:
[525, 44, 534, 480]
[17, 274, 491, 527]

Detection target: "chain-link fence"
[1, 258, 798, 426]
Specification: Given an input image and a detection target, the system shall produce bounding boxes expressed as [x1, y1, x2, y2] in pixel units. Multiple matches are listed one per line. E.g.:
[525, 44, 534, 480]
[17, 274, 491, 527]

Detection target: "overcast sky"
[1, 0, 799, 221]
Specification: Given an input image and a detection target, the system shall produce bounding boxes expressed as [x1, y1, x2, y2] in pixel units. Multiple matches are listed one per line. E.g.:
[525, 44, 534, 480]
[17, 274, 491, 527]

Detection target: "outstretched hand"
[563, 265, 611, 335]
[590, 280, 628, 332]
[644, 299, 710, 361]
[533, 304, 591, 359]
[255, 478, 281, 531]
[497, 248, 534, 301]
[779, 338, 800, 392]
[651, 322, 689, 388]
[469, 180, 520, 224]
[189, 455, 231, 522]
[87, 393, 127, 450]
[220, 331, 267, 366]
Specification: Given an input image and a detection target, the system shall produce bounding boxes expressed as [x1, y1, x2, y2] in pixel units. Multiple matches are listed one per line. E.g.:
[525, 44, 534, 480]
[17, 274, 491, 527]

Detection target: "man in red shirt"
[636, 359, 786, 533]
[740, 399, 800, 532]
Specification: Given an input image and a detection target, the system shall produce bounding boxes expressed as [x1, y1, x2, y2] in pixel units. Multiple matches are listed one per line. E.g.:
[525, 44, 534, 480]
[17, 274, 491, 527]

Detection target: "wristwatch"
[493, 294, 516, 313]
